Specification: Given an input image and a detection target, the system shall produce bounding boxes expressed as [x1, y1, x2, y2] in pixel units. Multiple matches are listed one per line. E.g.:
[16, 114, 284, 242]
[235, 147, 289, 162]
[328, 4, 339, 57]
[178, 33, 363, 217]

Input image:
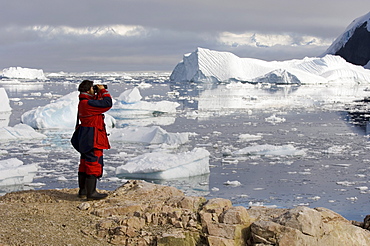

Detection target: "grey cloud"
[0, 0, 368, 72]
[1, 0, 368, 36]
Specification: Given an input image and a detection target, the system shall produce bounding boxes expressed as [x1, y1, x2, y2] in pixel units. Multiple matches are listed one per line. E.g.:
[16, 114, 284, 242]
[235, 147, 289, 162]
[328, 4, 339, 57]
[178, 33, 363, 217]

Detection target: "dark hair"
[78, 80, 94, 92]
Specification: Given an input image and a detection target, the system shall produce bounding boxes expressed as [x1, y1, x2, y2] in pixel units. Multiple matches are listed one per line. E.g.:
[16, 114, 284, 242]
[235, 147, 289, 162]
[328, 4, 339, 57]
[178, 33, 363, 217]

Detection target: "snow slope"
[325, 12, 370, 55]
[170, 48, 370, 84]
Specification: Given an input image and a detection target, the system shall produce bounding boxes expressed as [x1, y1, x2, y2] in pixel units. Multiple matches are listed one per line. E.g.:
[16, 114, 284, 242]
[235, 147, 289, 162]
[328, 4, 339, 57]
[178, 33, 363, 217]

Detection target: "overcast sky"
[0, 0, 369, 72]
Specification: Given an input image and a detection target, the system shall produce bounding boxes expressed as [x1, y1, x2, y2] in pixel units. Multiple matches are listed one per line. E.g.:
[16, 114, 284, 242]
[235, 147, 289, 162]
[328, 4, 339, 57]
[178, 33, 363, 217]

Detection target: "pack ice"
[2, 67, 47, 80]
[170, 47, 370, 84]
[0, 158, 38, 187]
[116, 148, 210, 179]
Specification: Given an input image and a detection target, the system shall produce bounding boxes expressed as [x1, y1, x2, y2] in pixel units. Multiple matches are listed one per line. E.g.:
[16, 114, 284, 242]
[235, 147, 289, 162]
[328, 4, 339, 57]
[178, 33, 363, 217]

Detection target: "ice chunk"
[117, 87, 142, 103]
[265, 114, 286, 124]
[21, 91, 115, 129]
[238, 133, 262, 142]
[0, 158, 38, 186]
[2, 67, 47, 80]
[0, 88, 11, 112]
[116, 148, 210, 179]
[233, 144, 306, 156]
[109, 126, 189, 145]
[0, 123, 47, 140]
[223, 180, 242, 187]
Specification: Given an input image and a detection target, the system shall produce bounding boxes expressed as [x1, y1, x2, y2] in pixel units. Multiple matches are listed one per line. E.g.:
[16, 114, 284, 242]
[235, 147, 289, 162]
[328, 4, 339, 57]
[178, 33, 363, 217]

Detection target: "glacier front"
[170, 47, 370, 84]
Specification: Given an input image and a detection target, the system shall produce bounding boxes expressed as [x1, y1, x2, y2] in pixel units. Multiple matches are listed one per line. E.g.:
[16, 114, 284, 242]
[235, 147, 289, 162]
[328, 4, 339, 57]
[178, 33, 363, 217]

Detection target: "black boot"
[78, 172, 87, 198]
[86, 175, 108, 201]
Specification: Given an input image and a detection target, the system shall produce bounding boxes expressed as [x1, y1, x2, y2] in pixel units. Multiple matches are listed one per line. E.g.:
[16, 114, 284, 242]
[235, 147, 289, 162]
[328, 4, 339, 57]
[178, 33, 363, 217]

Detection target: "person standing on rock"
[71, 80, 112, 200]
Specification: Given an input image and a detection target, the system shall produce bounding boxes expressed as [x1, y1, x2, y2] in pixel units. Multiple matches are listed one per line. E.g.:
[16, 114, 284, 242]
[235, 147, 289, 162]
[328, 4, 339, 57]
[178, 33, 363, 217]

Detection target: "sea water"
[1, 74, 370, 221]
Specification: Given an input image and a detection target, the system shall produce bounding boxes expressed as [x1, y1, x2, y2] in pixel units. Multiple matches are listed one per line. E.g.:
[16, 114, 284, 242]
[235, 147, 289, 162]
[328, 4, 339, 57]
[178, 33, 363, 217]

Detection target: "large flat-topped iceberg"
[0, 158, 38, 187]
[109, 126, 190, 146]
[116, 148, 210, 179]
[2, 67, 47, 80]
[170, 48, 370, 84]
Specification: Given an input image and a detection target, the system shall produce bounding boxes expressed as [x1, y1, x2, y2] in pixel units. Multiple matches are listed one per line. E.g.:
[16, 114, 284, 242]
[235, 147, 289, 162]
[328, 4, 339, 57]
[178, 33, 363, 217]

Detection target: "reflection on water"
[149, 174, 210, 197]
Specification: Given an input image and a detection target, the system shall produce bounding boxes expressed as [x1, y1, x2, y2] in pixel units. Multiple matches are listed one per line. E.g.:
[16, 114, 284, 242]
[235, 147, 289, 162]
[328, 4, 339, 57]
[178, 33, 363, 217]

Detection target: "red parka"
[73, 89, 112, 153]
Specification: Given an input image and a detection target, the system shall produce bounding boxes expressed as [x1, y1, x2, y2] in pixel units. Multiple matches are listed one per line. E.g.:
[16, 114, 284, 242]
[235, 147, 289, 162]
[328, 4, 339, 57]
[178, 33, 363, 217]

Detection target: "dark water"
[1, 75, 370, 222]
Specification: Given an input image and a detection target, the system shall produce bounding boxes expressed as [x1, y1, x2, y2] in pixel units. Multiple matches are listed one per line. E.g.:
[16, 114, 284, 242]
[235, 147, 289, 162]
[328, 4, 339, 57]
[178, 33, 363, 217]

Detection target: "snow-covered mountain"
[325, 12, 370, 67]
[170, 47, 370, 84]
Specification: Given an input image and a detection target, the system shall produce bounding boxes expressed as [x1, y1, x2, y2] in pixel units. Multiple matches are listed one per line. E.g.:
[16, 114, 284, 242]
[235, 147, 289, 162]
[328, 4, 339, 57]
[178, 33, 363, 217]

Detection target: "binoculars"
[93, 84, 108, 92]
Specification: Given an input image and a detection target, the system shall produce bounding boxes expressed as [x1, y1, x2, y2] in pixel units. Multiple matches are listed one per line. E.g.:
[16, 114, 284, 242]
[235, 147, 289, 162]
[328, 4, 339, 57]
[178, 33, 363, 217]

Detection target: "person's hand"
[96, 84, 105, 91]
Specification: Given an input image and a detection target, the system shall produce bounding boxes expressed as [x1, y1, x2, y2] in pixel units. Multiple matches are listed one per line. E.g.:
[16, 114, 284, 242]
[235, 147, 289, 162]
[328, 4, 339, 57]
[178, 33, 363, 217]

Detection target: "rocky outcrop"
[335, 22, 370, 66]
[1, 180, 370, 246]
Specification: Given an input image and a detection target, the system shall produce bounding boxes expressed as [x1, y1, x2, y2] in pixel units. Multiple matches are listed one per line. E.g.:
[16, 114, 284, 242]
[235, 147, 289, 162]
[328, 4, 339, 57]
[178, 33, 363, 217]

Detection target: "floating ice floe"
[109, 126, 190, 145]
[0, 124, 47, 140]
[21, 91, 115, 129]
[109, 87, 180, 119]
[265, 114, 286, 124]
[0, 158, 38, 187]
[336, 181, 355, 187]
[2, 67, 47, 80]
[116, 148, 210, 179]
[223, 180, 242, 187]
[238, 133, 263, 142]
[232, 144, 306, 156]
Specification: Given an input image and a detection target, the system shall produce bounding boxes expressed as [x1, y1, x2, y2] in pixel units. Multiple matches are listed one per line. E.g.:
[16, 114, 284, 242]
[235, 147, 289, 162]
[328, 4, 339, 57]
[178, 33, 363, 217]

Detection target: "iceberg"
[0, 88, 11, 112]
[0, 124, 47, 140]
[2, 67, 47, 80]
[170, 47, 370, 84]
[232, 144, 306, 156]
[0, 88, 11, 127]
[21, 91, 115, 129]
[116, 148, 210, 179]
[109, 126, 190, 145]
[117, 87, 142, 103]
[109, 87, 180, 120]
[0, 158, 38, 187]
